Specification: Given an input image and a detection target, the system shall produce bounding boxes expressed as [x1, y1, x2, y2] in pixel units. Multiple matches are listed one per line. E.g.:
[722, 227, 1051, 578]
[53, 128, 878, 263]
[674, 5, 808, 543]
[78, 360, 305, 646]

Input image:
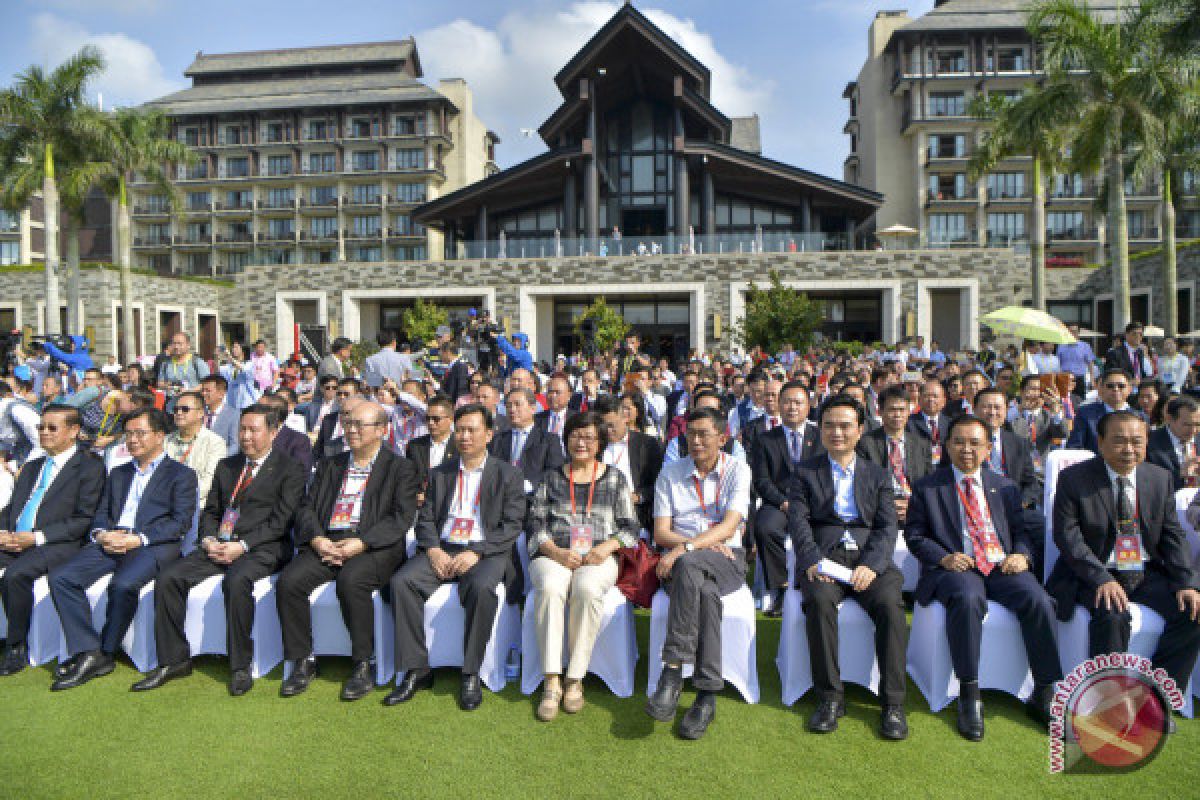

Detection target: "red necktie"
[960, 477, 994, 576]
[889, 438, 907, 492]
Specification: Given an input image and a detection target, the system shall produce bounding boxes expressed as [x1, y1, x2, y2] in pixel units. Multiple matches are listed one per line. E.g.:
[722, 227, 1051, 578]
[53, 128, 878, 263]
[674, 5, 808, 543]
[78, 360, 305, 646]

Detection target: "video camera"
[0, 329, 21, 368]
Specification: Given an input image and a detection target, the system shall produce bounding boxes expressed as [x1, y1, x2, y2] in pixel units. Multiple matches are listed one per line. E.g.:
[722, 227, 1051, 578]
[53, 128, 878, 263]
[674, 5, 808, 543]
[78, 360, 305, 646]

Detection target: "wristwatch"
[683, 542, 695, 553]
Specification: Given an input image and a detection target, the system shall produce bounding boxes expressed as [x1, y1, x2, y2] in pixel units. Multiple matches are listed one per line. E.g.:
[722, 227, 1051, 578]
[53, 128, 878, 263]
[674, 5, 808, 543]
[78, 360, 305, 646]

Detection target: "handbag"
[616, 539, 660, 608]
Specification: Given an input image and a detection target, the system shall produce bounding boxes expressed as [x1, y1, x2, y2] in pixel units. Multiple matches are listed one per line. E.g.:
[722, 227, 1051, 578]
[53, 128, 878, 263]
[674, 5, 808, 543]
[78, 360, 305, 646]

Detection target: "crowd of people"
[0, 317, 1198, 743]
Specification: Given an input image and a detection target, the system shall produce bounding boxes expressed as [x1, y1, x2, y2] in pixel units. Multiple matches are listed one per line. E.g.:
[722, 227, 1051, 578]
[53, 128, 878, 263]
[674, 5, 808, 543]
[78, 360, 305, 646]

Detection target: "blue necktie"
[15, 459, 55, 533]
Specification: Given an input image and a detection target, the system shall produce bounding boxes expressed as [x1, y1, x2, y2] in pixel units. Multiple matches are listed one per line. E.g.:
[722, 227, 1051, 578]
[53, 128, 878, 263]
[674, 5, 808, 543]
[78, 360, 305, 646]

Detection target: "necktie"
[204, 411, 214, 429]
[513, 431, 525, 465]
[768, 417, 779, 430]
[789, 429, 803, 463]
[1115, 476, 1144, 592]
[990, 438, 1004, 473]
[15, 459, 56, 532]
[888, 438, 907, 493]
[1130, 348, 1142, 379]
[1186, 440, 1197, 488]
[550, 414, 561, 435]
[960, 477, 994, 576]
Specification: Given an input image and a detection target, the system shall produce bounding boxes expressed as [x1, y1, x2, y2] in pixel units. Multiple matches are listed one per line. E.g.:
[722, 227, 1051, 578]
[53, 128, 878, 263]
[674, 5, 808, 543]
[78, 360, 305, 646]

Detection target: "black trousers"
[0, 542, 80, 646]
[276, 542, 407, 663]
[1080, 568, 1200, 690]
[390, 548, 508, 675]
[929, 567, 1062, 686]
[795, 548, 908, 706]
[754, 504, 790, 590]
[153, 543, 288, 671]
[662, 548, 746, 692]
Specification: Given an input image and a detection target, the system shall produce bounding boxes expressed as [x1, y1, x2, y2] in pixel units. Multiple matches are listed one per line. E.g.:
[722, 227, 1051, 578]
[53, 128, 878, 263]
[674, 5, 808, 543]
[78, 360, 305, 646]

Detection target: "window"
[393, 183, 426, 203]
[184, 162, 208, 180]
[264, 122, 285, 143]
[223, 251, 251, 272]
[305, 249, 336, 264]
[1052, 173, 1086, 198]
[394, 114, 425, 136]
[928, 134, 967, 159]
[351, 184, 381, 204]
[987, 173, 1026, 199]
[308, 152, 336, 173]
[987, 212, 1026, 240]
[1179, 209, 1200, 238]
[932, 48, 968, 73]
[1047, 211, 1086, 238]
[928, 173, 968, 200]
[350, 246, 382, 262]
[351, 215, 381, 236]
[352, 151, 379, 172]
[187, 192, 210, 211]
[267, 218, 294, 237]
[185, 252, 210, 273]
[143, 195, 170, 213]
[988, 47, 1026, 71]
[182, 127, 200, 146]
[350, 118, 372, 138]
[223, 126, 244, 145]
[928, 92, 966, 117]
[392, 214, 424, 235]
[266, 155, 292, 176]
[1184, 171, 1199, 195]
[1127, 210, 1151, 238]
[225, 221, 251, 240]
[928, 213, 969, 243]
[307, 121, 331, 141]
[395, 148, 425, 169]
[310, 217, 338, 237]
[392, 245, 427, 261]
[1047, 301, 1092, 327]
[0, 241, 18, 264]
[224, 157, 249, 178]
[262, 248, 295, 265]
[0, 211, 16, 232]
[147, 223, 170, 243]
[265, 188, 294, 208]
[225, 190, 253, 209]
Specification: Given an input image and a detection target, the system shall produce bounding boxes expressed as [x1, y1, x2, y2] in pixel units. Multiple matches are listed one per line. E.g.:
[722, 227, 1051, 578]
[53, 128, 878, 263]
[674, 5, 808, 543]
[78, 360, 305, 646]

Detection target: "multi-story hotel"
[843, 0, 1200, 295]
[134, 39, 497, 278]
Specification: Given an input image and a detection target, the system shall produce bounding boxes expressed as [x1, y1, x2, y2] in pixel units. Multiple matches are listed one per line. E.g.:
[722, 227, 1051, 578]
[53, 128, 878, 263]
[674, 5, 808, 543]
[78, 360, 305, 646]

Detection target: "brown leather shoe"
[562, 679, 585, 714]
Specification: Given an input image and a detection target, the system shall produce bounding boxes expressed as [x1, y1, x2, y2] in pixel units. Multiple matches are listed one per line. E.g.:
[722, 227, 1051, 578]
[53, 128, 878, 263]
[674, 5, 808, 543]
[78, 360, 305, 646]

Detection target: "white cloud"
[29, 13, 181, 107]
[418, 2, 773, 166]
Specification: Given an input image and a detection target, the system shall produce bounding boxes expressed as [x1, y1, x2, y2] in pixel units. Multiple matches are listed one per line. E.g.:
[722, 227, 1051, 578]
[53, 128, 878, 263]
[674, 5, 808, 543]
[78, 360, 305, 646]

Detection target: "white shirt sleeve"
[11, 404, 44, 462]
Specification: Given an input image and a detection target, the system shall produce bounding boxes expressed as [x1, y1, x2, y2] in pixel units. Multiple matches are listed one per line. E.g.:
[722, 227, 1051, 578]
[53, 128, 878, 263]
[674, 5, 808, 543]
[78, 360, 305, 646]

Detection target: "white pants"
[529, 556, 619, 681]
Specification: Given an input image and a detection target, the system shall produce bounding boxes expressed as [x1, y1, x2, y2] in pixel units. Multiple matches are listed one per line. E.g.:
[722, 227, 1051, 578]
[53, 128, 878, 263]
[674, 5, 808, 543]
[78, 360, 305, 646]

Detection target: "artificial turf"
[1, 611, 1195, 799]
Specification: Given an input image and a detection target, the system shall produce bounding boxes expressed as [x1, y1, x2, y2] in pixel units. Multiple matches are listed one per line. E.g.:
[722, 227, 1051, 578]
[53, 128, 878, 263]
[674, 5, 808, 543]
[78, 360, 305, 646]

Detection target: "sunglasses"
[35, 423, 66, 432]
[336, 391, 354, 398]
[1103, 383, 1129, 390]
[174, 405, 199, 413]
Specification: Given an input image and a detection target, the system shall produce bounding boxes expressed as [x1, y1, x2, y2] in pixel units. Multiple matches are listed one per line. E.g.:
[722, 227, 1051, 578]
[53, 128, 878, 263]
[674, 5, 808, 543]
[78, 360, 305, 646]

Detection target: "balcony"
[215, 262, 246, 277]
[923, 231, 980, 249]
[299, 196, 339, 212]
[173, 233, 212, 247]
[258, 198, 297, 213]
[299, 230, 340, 242]
[388, 227, 425, 238]
[986, 188, 1031, 203]
[1047, 227, 1099, 241]
[343, 228, 382, 241]
[387, 193, 427, 206]
[925, 190, 975, 206]
[925, 149, 970, 164]
[132, 204, 171, 216]
[1125, 182, 1161, 198]
[178, 261, 212, 277]
[1129, 227, 1161, 241]
[985, 233, 1029, 250]
[301, 163, 338, 176]
[215, 231, 255, 245]
[303, 127, 336, 143]
[1177, 221, 1200, 239]
[215, 199, 254, 213]
[260, 165, 295, 179]
[259, 230, 297, 245]
[182, 203, 213, 215]
[178, 165, 211, 182]
[349, 160, 382, 174]
[1048, 182, 1097, 201]
[343, 194, 382, 208]
[132, 234, 172, 248]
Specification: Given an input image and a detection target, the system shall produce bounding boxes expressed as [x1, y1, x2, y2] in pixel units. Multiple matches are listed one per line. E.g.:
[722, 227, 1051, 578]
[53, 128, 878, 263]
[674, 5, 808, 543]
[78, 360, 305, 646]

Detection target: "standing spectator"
[4, 367, 42, 468]
[1030, 342, 1061, 376]
[1158, 337, 1190, 394]
[249, 340, 279, 393]
[363, 329, 414, 388]
[219, 342, 260, 410]
[1104, 322, 1155, 380]
[318, 337, 353, 381]
[156, 331, 210, 391]
[1056, 323, 1096, 400]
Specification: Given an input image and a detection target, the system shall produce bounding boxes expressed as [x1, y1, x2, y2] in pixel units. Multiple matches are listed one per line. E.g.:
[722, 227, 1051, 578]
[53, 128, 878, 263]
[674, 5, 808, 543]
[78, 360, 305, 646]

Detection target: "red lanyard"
[230, 462, 254, 506]
[455, 464, 484, 517]
[692, 455, 729, 519]
[568, 461, 598, 517]
[954, 479, 991, 531]
[607, 439, 628, 465]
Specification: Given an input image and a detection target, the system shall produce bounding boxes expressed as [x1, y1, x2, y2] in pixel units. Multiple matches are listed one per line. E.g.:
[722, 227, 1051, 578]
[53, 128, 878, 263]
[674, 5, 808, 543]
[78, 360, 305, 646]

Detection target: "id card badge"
[569, 524, 594, 556]
[931, 444, 943, 462]
[448, 516, 475, 545]
[1114, 533, 1145, 571]
[218, 508, 240, 541]
[329, 496, 356, 530]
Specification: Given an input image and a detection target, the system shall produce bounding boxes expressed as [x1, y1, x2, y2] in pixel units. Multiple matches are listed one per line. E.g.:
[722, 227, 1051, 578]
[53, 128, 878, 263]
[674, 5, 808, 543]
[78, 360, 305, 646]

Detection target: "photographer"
[495, 331, 533, 377]
[156, 331, 210, 396]
[40, 334, 94, 375]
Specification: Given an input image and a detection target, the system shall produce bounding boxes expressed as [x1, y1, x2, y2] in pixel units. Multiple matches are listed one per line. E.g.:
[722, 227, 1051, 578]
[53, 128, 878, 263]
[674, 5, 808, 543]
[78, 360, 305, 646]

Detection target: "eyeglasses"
[125, 429, 156, 439]
[1103, 383, 1129, 390]
[568, 433, 600, 443]
[342, 420, 384, 431]
[35, 423, 65, 432]
[174, 405, 199, 413]
[322, 384, 338, 391]
[336, 391, 354, 398]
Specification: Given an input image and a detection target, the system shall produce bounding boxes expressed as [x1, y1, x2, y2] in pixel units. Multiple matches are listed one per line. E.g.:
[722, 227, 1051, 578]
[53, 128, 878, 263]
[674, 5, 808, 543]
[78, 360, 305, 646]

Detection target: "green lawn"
[2, 612, 1196, 799]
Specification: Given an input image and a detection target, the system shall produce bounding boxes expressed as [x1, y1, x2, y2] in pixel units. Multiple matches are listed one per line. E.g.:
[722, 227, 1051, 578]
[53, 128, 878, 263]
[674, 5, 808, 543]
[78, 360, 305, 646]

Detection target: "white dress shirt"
[25, 445, 78, 546]
[441, 458, 487, 544]
[951, 466, 1001, 559]
[430, 434, 452, 470]
[114, 453, 167, 545]
[1104, 463, 1141, 568]
[652, 452, 752, 542]
[603, 433, 634, 487]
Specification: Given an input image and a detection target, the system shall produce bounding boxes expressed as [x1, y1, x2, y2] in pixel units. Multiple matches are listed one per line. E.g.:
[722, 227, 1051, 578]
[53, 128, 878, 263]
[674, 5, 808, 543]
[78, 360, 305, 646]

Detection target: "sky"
[0, 0, 937, 180]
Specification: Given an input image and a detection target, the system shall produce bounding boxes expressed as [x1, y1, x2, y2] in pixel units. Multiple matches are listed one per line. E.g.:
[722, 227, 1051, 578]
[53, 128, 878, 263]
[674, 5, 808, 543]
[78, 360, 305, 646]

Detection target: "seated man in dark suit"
[301, 375, 340, 434]
[789, 396, 909, 740]
[595, 394, 661, 533]
[1050, 410, 1200, 711]
[490, 387, 564, 494]
[313, 379, 362, 462]
[1066, 368, 1134, 454]
[406, 394, 457, 499]
[857, 385, 934, 528]
[386, 404, 524, 711]
[1104, 322, 1155, 382]
[47, 408, 198, 690]
[277, 401, 419, 701]
[752, 380, 822, 615]
[0, 406, 105, 675]
[1145, 395, 1200, 491]
[906, 379, 952, 464]
[258, 392, 314, 471]
[133, 404, 307, 695]
[905, 415, 1061, 741]
[1007, 375, 1070, 471]
[567, 368, 603, 413]
[535, 374, 573, 452]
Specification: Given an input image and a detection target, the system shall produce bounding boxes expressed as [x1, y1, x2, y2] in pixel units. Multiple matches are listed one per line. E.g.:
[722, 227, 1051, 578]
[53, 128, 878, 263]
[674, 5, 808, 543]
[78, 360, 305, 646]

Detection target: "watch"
[683, 542, 695, 553]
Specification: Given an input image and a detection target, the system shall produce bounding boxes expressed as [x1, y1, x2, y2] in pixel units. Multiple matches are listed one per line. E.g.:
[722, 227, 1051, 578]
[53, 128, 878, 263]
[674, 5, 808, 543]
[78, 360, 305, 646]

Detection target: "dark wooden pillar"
[702, 167, 715, 235]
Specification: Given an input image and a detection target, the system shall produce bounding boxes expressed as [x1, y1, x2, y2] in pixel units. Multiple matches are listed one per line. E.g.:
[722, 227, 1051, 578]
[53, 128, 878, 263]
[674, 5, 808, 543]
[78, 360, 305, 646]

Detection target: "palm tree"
[96, 106, 194, 361]
[969, 85, 1076, 310]
[1160, 0, 1200, 54]
[0, 46, 105, 336]
[1028, 0, 1167, 330]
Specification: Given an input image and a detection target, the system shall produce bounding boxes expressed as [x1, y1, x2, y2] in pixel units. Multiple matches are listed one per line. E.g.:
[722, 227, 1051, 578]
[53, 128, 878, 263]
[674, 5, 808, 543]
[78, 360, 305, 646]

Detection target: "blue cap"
[512, 332, 528, 346]
[468, 308, 477, 317]
[13, 365, 31, 381]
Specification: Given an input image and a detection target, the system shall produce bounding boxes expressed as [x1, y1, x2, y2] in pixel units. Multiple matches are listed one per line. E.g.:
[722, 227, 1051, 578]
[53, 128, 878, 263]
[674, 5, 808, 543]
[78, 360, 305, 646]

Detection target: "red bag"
[616, 540, 661, 608]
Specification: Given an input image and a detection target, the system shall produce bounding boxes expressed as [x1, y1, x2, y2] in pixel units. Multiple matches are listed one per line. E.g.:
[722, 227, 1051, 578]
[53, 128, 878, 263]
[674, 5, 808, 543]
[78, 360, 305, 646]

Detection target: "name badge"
[931, 444, 943, 462]
[218, 508, 240, 541]
[1114, 533, 1145, 571]
[569, 524, 594, 556]
[448, 516, 475, 545]
[984, 539, 1006, 565]
[329, 496, 357, 530]
[840, 530, 859, 551]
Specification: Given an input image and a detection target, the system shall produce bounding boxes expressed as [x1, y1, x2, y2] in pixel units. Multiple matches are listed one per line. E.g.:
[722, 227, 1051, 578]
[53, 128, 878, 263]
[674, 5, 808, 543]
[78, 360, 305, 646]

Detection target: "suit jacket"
[625, 430, 663, 530]
[534, 408, 570, 438]
[1145, 426, 1194, 492]
[199, 450, 306, 551]
[751, 424, 823, 509]
[856, 428, 934, 489]
[0, 448, 105, 544]
[786, 455, 898, 576]
[295, 447, 419, 550]
[207, 402, 240, 455]
[440, 359, 472, 403]
[1065, 401, 1113, 454]
[300, 400, 335, 434]
[1104, 343, 1153, 380]
[1006, 409, 1069, 458]
[406, 434, 458, 489]
[1048, 457, 1197, 619]
[317, 354, 344, 380]
[312, 410, 346, 462]
[987, 430, 1041, 508]
[904, 467, 1030, 605]
[414, 456, 525, 557]
[906, 412, 952, 445]
[489, 425, 565, 488]
[91, 456, 198, 547]
[273, 425, 314, 472]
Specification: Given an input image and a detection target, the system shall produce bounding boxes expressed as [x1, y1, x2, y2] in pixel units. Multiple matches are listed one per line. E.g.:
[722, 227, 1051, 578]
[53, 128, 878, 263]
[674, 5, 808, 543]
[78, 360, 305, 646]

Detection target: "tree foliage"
[401, 298, 449, 347]
[575, 297, 629, 355]
[734, 271, 823, 354]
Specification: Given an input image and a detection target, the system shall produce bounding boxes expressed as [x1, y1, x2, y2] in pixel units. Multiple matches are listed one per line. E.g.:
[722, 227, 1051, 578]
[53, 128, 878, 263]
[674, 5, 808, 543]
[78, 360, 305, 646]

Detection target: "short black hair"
[200, 374, 228, 391]
[274, 387, 298, 406]
[972, 387, 1007, 408]
[128, 387, 157, 410]
[779, 380, 809, 402]
[454, 402, 494, 430]
[691, 388, 722, 408]
[126, 407, 170, 433]
[1019, 374, 1041, 392]
[877, 385, 908, 409]
[338, 377, 361, 391]
[592, 394, 621, 417]
[1100, 367, 1133, 385]
[946, 413, 993, 441]
[818, 395, 865, 426]
[42, 404, 82, 429]
[1167, 395, 1199, 418]
[685, 406, 726, 430]
[241, 402, 281, 429]
[331, 337, 353, 352]
[426, 393, 454, 414]
[376, 329, 397, 347]
[1098, 408, 1147, 439]
[1125, 321, 1144, 333]
[562, 411, 606, 454]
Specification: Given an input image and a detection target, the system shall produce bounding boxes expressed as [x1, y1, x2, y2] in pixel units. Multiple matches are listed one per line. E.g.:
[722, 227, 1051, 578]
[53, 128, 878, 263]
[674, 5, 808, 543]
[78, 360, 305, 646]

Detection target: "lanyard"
[337, 458, 373, 498]
[230, 461, 254, 507]
[606, 439, 628, 466]
[954, 479, 993, 531]
[568, 461, 598, 518]
[455, 464, 484, 517]
[692, 455, 729, 519]
[177, 436, 196, 465]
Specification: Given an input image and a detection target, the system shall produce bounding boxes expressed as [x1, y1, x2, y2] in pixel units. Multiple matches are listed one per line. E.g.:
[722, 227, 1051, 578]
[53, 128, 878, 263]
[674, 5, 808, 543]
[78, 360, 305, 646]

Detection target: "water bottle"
[505, 646, 520, 680]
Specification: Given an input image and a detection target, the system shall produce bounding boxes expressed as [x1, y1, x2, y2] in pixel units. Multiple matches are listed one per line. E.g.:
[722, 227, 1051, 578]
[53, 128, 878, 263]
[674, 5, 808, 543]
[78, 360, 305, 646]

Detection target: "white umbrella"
[1179, 329, 1200, 339]
[1076, 327, 1103, 338]
[1142, 325, 1165, 338]
[877, 223, 919, 236]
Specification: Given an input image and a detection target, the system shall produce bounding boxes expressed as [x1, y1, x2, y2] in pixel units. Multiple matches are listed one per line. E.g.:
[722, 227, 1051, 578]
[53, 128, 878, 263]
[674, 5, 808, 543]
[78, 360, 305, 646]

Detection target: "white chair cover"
[176, 574, 283, 678]
[775, 588, 880, 706]
[893, 535, 919, 593]
[519, 586, 638, 697]
[907, 599, 1034, 712]
[647, 586, 759, 703]
[285, 582, 394, 685]
[420, 582, 521, 692]
[754, 540, 794, 613]
[1041, 448, 1096, 582]
[0, 573, 61, 666]
[49, 574, 156, 670]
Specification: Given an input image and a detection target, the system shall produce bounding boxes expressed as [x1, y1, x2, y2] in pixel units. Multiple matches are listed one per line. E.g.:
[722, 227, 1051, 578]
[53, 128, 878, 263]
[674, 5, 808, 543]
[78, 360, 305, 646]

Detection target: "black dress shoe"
[51, 650, 114, 691]
[459, 672, 483, 711]
[1026, 683, 1056, 730]
[279, 656, 318, 698]
[807, 699, 846, 733]
[228, 669, 253, 697]
[340, 660, 375, 701]
[0, 643, 29, 676]
[764, 588, 786, 618]
[678, 691, 717, 740]
[880, 704, 908, 740]
[131, 660, 193, 692]
[957, 682, 985, 742]
[646, 665, 684, 722]
[55, 655, 78, 679]
[383, 668, 433, 706]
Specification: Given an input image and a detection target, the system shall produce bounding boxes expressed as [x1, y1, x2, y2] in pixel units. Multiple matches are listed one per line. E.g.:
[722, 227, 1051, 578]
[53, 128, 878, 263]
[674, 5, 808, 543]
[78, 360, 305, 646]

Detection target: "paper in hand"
[817, 558, 854, 585]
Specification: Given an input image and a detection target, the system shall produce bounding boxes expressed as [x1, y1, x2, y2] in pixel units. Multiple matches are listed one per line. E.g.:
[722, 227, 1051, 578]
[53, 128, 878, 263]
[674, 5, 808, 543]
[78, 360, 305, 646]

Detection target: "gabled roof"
[185, 39, 420, 78]
[553, 3, 710, 98]
[896, 0, 1127, 35]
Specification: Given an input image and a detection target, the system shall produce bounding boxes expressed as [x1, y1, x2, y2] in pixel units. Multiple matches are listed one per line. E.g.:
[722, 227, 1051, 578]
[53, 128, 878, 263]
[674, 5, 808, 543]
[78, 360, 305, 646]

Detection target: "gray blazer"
[208, 402, 240, 455]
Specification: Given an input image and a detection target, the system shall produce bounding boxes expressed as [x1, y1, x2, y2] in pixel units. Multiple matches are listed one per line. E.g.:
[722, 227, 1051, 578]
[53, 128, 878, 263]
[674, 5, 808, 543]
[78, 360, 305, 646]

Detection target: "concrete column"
[702, 168, 715, 235]
[675, 154, 690, 240]
[564, 168, 577, 238]
[476, 204, 488, 253]
[585, 80, 599, 249]
[800, 195, 813, 234]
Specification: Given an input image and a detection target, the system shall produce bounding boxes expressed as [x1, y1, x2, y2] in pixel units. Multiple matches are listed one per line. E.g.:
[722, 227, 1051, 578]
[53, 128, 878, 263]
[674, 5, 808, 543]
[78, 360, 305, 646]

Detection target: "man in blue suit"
[48, 408, 197, 690]
[200, 374, 241, 454]
[1066, 367, 1133, 454]
[905, 414, 1061, 742]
